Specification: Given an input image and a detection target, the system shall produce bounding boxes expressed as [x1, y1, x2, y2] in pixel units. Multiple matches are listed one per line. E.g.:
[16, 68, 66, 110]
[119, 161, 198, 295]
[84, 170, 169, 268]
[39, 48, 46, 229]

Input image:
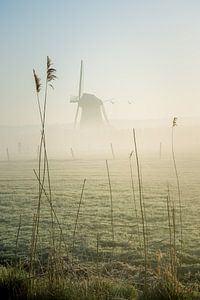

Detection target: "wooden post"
[70, 147, 75, 159]
[6, 148, 10, 161]
[18, 142, 22, 155]
[159, 142, 162, 159]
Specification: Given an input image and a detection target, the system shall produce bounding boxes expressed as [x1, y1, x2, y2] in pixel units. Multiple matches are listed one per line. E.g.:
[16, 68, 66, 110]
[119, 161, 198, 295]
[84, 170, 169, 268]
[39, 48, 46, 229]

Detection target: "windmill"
[71, 60, 110, 128]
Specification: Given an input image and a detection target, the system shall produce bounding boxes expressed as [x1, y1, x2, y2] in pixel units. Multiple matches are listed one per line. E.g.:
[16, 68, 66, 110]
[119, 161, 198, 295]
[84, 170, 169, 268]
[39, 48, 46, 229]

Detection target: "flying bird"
[172, 117, 178, 127]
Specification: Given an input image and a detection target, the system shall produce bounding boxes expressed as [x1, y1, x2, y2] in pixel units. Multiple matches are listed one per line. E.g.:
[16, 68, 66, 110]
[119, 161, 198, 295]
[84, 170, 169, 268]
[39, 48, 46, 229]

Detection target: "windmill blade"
[101, 104, 110, 125]
[104, 98, 115, 103]
[74, 60, 83, 127]
[78, 59, 83, 100]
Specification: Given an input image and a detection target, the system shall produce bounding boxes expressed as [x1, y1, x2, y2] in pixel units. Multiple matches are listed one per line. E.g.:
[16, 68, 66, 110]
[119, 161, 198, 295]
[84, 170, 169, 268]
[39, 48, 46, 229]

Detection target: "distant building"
[71, 61, 109, 128]
[79, 93, 104, 126]
[72, 93, 109, 127]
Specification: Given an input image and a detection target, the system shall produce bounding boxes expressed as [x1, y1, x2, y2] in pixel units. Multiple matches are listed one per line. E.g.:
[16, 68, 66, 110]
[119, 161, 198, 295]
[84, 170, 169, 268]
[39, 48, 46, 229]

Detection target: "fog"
[2, 1, 200, 128]
[0, 117, 200, 160]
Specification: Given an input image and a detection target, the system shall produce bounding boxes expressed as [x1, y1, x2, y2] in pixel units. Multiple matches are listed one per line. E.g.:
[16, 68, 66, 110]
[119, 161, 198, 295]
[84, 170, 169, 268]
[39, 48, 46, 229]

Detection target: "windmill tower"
[71, 61, 109, 128]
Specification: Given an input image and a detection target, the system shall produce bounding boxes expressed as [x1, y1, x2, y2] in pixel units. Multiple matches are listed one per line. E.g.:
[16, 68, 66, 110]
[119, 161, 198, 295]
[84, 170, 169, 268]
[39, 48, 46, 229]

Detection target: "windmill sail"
[101, 104, 110, 125]
[74, 60, 83, 127]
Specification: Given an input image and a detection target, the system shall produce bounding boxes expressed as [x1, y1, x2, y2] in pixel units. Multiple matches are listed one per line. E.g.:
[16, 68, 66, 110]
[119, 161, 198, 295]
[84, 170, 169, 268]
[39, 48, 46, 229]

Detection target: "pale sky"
[1, 0, 200, 125]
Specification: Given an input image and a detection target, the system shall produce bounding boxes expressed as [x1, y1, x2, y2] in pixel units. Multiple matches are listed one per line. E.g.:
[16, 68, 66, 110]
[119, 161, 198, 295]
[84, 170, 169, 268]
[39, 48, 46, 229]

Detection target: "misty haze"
[1, 1, 200, 299]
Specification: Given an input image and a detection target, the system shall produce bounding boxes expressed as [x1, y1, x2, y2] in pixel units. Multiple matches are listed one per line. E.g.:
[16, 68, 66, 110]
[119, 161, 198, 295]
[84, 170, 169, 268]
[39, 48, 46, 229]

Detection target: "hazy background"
[1, 1, 200, 269]
[1, 0, 200, 126]
[1, 0, 200, 159]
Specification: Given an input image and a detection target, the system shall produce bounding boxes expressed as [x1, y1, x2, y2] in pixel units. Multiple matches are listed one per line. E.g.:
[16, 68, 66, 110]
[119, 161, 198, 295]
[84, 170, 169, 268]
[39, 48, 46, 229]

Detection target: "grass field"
[0, 155, 200, 299]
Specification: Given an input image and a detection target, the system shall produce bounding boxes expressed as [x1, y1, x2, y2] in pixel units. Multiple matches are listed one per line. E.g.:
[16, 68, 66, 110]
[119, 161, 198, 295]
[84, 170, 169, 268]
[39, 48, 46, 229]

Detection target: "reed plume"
[33, 69, 42, 93]
[47, 56, 57, 85]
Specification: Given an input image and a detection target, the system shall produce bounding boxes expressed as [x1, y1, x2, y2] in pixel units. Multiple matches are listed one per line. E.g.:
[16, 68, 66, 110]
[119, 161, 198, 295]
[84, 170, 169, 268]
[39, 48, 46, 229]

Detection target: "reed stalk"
[29, 214, 37, 278]
[132, 128, 147, 290]
[96, 233, 100, 277]
[32, 69, 45, 266]
[140, 171, 149, 262]
[33, 169, 68, 253]
[166, 186, 173, 274]
[129, 151, 141, 247]
[106, 160, 115, 248]
[32, 58, 57, 273]
[171, 198, 177, 288]
[110, 143, 115, 159]
[43, 57, 56, 255]
[171, 117, 183, 255]
[15, 214, 22, 262]
[72, 178, 86, 259]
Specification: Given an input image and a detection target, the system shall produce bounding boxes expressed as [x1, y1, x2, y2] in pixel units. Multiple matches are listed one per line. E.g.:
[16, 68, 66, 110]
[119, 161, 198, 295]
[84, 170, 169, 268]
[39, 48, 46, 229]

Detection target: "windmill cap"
[79, 93, 103, 107]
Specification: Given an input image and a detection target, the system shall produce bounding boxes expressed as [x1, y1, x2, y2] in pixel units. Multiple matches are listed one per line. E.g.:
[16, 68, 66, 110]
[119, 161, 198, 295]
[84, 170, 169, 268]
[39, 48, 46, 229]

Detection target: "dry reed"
[72, 178, 86, 259]
[110, 143, 115, 159]
[31, 57, 57, 276]
[166, 186, 173, 273]
[132, 128, 147, 290]
[15, 214, 22, 262]
[171, 117, 183, 256]
[106, 160, 115, 248]
[129, 150, 141, 247]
